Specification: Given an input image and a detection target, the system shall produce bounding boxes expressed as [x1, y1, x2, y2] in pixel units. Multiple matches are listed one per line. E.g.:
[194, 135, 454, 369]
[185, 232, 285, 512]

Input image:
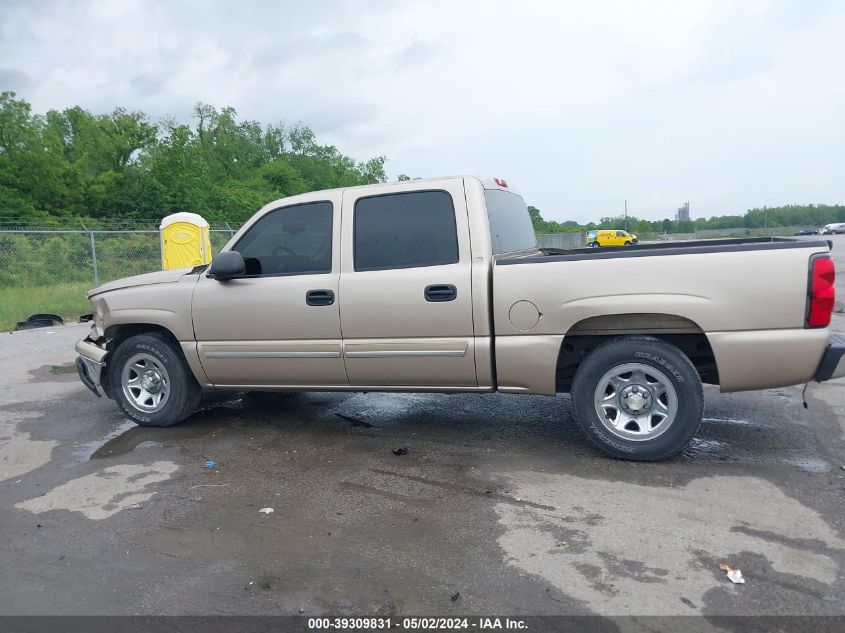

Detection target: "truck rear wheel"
[108, 333, 201, 427]
[570, 336, 703, 461]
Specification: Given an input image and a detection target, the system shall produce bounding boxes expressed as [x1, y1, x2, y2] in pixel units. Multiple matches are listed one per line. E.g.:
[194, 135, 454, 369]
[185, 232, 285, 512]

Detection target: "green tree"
[0, 95, 388, 224]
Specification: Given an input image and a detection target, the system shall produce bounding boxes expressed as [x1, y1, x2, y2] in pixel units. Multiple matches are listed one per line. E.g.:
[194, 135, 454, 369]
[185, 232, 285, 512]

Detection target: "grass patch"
[0, 284, 91, 331]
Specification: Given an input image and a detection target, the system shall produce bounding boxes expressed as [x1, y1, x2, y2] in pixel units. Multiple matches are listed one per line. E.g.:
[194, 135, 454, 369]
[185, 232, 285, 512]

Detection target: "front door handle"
[306, 289, 335, 306]
[424, 284, 457, 302]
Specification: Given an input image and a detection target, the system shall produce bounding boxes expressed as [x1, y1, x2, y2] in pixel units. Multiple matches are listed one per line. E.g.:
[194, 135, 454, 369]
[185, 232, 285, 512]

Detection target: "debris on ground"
[450, 592, 460, 602]
[719, 562, 746, 584]
[203, 460, 217, 469]
[127, 503, 143, 510]
[545, 587, 562, 603]
[258, 507, 274, 515]
[392, 447, 408, 456]
[680, 597, 697, 608]
[14, 314, 64, 331]
[554, 539, 567, 548]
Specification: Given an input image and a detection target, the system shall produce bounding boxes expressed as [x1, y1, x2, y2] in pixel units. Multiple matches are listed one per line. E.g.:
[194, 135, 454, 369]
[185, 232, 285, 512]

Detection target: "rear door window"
[354, 190, 459, 271]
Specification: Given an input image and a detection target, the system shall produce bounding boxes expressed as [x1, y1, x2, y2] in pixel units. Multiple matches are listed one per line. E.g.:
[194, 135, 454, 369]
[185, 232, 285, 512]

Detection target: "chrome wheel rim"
[593, 362, 678, 441]
[121, 352, 170, 413]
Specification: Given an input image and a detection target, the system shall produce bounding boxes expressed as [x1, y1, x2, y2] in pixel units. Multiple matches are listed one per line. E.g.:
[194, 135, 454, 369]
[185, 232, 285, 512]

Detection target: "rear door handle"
[424, 284, 457, 302]
[306, 289, 335, 306]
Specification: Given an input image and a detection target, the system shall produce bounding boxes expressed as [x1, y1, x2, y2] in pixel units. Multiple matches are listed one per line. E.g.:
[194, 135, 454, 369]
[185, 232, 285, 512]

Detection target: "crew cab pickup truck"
[75, 176, 845, 460]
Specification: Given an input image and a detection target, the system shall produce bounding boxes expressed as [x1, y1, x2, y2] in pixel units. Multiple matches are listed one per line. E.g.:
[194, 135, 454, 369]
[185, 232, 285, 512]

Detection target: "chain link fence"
[0, 226, 238, 329]
[0, 228, 238, 289]
[0, 225, 583, 329]
[536, 232, 585, 250]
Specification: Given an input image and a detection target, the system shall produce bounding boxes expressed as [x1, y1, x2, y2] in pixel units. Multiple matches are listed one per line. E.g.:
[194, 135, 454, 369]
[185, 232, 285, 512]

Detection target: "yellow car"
[586, 229, 638, 247]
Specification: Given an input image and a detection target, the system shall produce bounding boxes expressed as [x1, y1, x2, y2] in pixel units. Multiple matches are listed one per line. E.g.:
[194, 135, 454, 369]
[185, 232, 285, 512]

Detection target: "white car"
[820, 223, 845, 235]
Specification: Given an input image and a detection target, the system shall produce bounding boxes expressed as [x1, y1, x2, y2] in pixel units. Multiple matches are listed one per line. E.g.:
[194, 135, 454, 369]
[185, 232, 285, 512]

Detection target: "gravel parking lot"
[2, 237, 845, 621]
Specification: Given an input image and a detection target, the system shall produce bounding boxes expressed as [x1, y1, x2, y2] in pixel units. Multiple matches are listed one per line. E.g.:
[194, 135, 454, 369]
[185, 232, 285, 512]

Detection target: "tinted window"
[616, 231, 626, 237]
[354, 191, 459, 271]
[234, 201, 332, 276]
[484, 189, 536, 254]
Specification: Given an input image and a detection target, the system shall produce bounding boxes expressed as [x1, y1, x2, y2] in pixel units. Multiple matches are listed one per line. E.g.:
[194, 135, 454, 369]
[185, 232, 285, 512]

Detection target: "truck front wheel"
[108, 333, 201, 427]
[570, 336, 703, 461]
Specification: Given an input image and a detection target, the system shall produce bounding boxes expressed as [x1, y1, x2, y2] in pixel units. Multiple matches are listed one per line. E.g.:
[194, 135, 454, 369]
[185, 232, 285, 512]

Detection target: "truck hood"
[87, 267, 197, 297]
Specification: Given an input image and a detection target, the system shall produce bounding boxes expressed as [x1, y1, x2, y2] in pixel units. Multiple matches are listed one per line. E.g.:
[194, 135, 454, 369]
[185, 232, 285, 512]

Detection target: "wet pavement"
[2, 237, 845, 617]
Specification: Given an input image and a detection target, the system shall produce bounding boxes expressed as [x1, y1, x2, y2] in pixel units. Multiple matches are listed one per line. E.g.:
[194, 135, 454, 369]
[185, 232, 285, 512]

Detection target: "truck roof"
[261, 175, 520, 212]
[346, 175, 514, 192]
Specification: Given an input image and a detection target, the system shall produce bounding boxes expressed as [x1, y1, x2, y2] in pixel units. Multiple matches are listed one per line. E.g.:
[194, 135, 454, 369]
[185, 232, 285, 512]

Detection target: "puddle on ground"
[683, 435, 831, 473]
[702, 416, 752, 426]
[28, 363, 78, 383]
[89, 420, 217, 460]
[769, 389, 793, 400]
[329, 392, 429, 428]
[683, 436, 732, 458]
[81, 393, 250, 460]
[50, 363, 77, 375]
[783, 455, 831, 473]
[334, 413, 374, 428]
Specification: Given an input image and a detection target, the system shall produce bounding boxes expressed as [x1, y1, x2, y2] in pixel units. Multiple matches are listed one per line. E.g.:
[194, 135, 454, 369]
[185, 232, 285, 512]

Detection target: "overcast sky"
[1, 0, 843, 222]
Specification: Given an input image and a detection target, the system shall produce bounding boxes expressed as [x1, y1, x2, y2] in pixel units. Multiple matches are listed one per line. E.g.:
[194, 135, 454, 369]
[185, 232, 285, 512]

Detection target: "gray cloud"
[392, 41, 435, 68]
[0, 68, 30, 91]
[129, 70, 170, 98]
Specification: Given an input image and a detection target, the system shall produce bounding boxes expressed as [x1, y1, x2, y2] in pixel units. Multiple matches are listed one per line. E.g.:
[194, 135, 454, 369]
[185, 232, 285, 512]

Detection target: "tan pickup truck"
[75, 176, 845, 460]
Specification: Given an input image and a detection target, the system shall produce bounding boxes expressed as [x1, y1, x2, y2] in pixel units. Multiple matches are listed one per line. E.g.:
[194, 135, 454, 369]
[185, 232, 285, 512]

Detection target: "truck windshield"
[484, 189, 537, 254]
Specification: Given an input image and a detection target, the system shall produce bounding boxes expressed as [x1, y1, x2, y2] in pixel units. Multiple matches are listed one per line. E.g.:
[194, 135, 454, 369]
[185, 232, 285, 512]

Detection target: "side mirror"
[208, 251, 246, 281]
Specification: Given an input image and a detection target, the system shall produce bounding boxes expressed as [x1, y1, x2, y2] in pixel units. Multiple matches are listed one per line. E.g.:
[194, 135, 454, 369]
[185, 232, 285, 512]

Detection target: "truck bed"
[491, 235, 832, 394]
[500, 236, 832, 264]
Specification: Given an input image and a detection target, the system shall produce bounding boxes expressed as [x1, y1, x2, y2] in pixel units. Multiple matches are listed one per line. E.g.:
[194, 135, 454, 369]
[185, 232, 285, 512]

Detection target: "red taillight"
[808, 255, 835, 327]
[493, 178, 508, 188]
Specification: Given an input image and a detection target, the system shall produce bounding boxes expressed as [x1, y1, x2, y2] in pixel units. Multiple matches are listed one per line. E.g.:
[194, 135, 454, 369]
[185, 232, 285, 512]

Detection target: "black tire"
[590, 242, 600, 248]
[108, 333, 201, 427]
[570, 336, 703, 461]
[624, 241, 631, 245]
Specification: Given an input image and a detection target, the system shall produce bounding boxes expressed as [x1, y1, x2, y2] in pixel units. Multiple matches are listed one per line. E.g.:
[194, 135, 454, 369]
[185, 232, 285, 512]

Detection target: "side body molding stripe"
[343, 340, 469, 359]
[344, 349, 467, 358]
[204, 351, 340, 358]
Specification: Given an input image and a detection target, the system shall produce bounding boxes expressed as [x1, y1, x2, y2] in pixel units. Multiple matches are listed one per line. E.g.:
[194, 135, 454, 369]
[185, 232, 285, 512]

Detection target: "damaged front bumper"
[815, 333, 845, 382]
[75, 338, 109, 397]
